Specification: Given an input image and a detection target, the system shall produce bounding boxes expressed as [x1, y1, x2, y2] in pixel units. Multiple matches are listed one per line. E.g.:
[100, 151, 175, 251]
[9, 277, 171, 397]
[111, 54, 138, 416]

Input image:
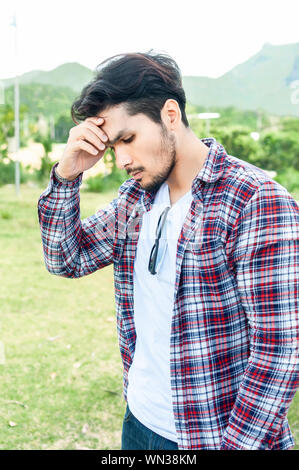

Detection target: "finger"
[85, 116, 104, 123]
[83, 121, 108, 143]
[85, 116, 105, 127]
[75, 127, 106, 152]
[72, 139, 102, 156]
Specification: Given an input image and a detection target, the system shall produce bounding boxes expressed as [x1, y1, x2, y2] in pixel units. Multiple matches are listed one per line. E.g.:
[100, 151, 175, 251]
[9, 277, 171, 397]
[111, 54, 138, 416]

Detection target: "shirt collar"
[137, 137, 227, 212]
[194, 137, 227, 183]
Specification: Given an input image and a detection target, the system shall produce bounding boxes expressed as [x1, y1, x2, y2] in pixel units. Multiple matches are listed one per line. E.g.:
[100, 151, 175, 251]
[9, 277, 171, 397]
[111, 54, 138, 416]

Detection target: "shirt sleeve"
[221, 180, 299, 450]
[37, 162, 118, 278]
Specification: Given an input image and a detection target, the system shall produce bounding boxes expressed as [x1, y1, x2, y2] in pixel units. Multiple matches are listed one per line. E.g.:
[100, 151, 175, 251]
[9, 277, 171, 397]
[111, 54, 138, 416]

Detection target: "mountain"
[182, 42, 299, 116]
[2, 43, 299, 117]
[4, 82, 78, 118]
[2, 62, 94, 93]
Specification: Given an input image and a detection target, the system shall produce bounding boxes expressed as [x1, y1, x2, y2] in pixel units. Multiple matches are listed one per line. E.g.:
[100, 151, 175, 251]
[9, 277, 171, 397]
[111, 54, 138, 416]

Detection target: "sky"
[0, 0, 299, 80]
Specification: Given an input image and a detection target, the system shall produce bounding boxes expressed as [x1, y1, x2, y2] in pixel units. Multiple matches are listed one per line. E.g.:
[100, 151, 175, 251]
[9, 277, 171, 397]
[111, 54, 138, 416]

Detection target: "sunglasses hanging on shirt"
[148, 206, 171, 275]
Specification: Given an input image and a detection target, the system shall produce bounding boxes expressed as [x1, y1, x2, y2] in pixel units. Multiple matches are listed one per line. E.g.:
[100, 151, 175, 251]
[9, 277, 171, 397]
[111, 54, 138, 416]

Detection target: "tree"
[54, 113, 74, 143]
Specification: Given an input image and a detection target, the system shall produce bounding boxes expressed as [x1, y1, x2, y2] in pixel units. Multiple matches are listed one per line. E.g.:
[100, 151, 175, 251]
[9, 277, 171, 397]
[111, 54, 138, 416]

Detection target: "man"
[38, 51, 299, 450]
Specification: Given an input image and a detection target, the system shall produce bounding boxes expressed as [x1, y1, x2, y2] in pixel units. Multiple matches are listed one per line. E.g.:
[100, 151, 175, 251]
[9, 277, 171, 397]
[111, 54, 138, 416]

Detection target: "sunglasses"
[148, 206, 171, 275]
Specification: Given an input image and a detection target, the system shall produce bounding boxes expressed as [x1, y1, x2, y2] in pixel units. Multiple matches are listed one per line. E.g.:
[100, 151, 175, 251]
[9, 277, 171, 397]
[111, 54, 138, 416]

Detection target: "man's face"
[99, 104, 177, 193]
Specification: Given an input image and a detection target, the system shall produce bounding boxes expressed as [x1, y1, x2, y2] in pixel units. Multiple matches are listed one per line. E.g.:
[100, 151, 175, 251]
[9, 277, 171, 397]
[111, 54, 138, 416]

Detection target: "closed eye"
[110, 136, 134, 151]
[123, 136, 134, 144]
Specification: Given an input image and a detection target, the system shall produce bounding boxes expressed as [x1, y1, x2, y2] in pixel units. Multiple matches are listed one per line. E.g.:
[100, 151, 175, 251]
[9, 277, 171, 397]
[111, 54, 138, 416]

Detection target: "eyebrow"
[106, 129, 132, 147]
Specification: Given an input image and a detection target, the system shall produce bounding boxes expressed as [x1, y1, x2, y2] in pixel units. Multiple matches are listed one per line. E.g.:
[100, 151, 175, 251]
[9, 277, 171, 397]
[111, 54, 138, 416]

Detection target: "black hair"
[71, 49, 189, 128]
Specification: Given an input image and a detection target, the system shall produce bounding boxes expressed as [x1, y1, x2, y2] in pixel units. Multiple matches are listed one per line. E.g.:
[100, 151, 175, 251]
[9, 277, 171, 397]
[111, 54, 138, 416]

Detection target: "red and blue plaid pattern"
[38, 138, 299, 450]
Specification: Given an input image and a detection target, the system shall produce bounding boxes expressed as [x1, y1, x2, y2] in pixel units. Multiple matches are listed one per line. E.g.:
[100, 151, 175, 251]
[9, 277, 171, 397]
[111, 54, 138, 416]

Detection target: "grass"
[0, 183, 124, 450]
[0, 182, 298, 450]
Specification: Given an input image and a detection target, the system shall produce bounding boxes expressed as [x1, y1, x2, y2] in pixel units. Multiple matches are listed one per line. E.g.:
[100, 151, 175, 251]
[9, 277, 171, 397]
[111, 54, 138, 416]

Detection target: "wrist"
[55, 164, 80, 182]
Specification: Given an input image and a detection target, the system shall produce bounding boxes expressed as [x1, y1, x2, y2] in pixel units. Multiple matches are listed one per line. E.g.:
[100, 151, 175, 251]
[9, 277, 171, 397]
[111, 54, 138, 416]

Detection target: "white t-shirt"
[127, 181, 193, 442]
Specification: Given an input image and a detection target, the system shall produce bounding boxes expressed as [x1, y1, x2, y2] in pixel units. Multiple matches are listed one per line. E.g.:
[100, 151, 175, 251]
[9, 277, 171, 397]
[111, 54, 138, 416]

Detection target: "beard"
[141, 123, 177, 194]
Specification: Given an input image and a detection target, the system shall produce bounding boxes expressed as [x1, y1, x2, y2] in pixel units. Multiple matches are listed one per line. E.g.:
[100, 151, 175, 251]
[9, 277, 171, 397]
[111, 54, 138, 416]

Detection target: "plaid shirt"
[38, 138, 299, 450]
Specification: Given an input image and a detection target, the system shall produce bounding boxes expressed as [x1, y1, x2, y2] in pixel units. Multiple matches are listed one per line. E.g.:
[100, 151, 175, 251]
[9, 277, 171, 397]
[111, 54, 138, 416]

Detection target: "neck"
[166, 129, 209, 203]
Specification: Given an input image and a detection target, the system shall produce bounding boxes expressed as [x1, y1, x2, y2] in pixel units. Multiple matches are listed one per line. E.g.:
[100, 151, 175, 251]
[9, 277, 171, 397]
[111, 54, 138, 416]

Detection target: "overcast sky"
[0, 0, 299, 80]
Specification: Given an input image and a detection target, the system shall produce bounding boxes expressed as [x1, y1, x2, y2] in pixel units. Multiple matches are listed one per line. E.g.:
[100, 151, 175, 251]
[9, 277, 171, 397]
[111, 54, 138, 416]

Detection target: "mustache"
[127, 168, 144, 176]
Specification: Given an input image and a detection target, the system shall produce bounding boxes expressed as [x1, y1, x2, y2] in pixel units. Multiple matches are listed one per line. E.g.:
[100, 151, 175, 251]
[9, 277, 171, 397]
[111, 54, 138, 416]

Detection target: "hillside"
[2, 62, 94, 93]
[2, 43, 299, 117]
[182, 42, 299, 116]
[4, 82, 78, 119]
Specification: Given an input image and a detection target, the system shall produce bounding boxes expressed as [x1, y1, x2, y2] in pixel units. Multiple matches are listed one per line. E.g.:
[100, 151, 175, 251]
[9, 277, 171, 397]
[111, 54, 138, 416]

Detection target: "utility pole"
[11, 12, 20, 196]
[49, 115, 55, 140]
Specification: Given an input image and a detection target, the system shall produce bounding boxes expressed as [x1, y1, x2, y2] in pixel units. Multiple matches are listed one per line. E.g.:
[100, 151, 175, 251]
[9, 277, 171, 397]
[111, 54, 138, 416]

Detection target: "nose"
[114, 149, 133, 170]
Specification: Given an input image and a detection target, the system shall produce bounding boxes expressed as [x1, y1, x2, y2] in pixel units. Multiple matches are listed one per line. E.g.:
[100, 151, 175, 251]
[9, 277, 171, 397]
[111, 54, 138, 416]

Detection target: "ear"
[161, 99, 181, 129]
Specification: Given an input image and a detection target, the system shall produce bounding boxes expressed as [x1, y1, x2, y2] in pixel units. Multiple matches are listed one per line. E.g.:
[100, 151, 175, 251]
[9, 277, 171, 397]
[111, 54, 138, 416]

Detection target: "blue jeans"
[121, 404, 179, 450]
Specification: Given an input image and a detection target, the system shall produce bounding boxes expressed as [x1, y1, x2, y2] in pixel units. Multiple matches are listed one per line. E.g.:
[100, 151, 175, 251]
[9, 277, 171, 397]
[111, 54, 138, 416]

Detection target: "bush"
[260, 131, 299, 171]
[274, 167, 299, 193]
[54, 113, 74, 143]
[0, 209, 12, 219]
[30, 133, 57, 184]
[0, 158, 15, 185]
[33, 154, 57, 184]
[85, 170, 128, 192]
[85, 150, 128, 192]
[212, 126, 265, 167]
[0, 155, 28, 186]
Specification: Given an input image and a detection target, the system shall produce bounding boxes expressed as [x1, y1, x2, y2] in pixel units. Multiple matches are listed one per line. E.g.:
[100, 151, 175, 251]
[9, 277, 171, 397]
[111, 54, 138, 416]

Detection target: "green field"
[0, 183, 298, 450]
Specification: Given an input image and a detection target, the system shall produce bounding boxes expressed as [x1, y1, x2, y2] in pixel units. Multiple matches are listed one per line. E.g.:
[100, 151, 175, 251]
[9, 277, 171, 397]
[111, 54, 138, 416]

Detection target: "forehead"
[100, 104, 130, 122]
[99, 107, 133, 146]
[98, 104, 151, 140]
